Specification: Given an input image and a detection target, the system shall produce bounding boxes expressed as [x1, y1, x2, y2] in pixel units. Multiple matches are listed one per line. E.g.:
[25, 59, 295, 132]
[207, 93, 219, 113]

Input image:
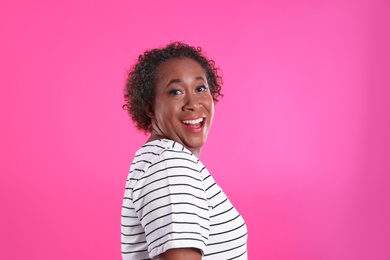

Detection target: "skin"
[145, 57, 214, 259]
[146, 57, 214, 158]
[160, 248, 202, 260]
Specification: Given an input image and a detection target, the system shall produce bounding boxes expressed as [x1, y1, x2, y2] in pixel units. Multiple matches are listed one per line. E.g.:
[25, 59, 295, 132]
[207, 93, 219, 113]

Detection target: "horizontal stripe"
[133, 183, 204, 203]
[121, 139, 247, 260]
[207, 232, 247, 246]
[210, 222, 246, 236]
[136, 192, 206, 212]
[210, 214, 240, 227]
[144, 211, 209, 229]
[226, 250, 248, 260]
[204, 241, 247, 256]
[134, 151, 159, 157]
[136, 166, 200, 185]
[146, 220, 209, 238]
[150, 237, 207, 253]
[121, 240, 147, 245]
[139, 201, 208, 221]
[211, 206, 234, 218]
[121, 223, 142, 228]
[121, 249, 148, 254]
[121, 214, 138, 218]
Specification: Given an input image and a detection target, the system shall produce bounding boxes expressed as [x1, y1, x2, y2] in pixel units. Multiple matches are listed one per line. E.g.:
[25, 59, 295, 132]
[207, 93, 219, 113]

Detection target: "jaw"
[150, 113, 213, 157]
[177, 120, 212, 156]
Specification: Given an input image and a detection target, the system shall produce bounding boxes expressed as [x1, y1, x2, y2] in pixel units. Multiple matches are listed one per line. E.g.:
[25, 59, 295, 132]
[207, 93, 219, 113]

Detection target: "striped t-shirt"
[121, 139, 248, 259]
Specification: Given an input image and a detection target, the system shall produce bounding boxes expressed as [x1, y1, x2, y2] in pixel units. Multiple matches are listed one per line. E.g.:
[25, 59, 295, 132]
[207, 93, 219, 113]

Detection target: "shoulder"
[136, 139, 199, 167]
[131, 139, 203, 185]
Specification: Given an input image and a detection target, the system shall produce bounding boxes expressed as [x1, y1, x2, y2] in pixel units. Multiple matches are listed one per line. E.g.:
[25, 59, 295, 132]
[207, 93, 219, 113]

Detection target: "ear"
[145, 102, 155, 118]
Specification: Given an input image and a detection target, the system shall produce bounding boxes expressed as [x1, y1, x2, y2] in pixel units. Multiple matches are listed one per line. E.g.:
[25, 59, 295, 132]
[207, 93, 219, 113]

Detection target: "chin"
[186, 137, 207, 149]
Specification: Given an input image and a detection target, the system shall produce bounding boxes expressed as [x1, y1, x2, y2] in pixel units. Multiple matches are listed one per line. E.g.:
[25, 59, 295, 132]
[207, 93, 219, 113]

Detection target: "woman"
[121, 42, 248, 259]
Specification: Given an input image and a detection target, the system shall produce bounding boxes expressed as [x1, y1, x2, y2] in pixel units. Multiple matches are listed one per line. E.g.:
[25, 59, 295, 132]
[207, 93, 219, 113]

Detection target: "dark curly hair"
[123, 42, 223, 132]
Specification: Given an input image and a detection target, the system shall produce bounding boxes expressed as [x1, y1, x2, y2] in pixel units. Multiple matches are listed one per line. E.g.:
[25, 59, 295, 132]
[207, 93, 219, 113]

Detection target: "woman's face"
[151, 57, 214, 154]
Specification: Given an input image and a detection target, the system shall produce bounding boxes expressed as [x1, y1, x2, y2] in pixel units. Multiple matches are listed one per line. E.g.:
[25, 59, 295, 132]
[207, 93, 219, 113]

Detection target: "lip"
[181, 115, 205, 121]
[181, 116, 206, 133]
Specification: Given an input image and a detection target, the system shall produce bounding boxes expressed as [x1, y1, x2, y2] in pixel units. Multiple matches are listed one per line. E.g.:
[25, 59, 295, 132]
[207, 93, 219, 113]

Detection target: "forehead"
[156, 58, 206, 80]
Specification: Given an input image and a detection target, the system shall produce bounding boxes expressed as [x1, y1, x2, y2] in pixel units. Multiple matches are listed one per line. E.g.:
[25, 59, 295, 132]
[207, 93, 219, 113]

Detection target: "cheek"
[153, 101, 166, 120]
[209, 103, 215, 119]
[155, 100, 181, 119]
[205, 96, 214, 113]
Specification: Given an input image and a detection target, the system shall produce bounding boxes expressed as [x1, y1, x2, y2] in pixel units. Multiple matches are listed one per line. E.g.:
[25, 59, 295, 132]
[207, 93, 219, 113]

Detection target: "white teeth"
[182, 117, 204, 125]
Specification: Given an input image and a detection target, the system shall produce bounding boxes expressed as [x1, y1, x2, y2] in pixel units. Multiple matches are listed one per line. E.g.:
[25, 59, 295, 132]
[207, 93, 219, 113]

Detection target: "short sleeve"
[131, 149, 210, 259]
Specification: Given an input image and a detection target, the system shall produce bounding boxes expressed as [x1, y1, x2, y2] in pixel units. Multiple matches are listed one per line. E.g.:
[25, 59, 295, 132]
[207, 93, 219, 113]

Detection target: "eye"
[196, 85, 208, 92]
[168, 89, 182, 96]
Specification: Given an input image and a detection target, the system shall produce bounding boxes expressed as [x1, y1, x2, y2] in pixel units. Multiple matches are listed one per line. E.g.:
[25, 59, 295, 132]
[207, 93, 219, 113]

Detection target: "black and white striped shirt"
[121, 139, 248, 259]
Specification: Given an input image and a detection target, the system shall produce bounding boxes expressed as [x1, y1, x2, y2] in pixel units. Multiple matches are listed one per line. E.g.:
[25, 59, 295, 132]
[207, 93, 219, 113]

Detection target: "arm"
[133, 148, 209, 259]
[160, 248, 202, 260]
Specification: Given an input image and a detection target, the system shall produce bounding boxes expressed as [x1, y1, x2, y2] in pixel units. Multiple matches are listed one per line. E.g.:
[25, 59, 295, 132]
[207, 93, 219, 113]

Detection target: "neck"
[147, 130, 201, 158]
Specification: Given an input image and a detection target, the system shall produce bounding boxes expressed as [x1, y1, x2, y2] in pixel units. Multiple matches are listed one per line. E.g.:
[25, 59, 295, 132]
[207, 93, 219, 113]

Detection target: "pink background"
[1, 0, 389, 259]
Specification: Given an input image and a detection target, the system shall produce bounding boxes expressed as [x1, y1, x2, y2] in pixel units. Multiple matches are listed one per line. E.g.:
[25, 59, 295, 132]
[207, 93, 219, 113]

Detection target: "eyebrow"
[166, 76, 206, 88]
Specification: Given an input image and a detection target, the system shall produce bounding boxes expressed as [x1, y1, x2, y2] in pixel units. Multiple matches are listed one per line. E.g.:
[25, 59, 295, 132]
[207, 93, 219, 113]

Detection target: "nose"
[183, 93, 201, 111]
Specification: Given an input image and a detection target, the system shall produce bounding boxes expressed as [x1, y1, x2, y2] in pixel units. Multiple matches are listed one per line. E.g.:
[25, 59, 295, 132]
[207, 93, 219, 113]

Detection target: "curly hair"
[123, 42, 223, 132]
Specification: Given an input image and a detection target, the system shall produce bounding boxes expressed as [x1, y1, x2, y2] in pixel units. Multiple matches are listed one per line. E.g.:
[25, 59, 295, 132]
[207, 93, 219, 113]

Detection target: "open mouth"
[182, 117, 205, 128]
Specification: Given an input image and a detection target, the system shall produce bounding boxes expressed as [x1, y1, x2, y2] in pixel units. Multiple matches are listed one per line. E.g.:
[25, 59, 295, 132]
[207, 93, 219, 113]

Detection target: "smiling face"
[148, 58, 214, 156]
